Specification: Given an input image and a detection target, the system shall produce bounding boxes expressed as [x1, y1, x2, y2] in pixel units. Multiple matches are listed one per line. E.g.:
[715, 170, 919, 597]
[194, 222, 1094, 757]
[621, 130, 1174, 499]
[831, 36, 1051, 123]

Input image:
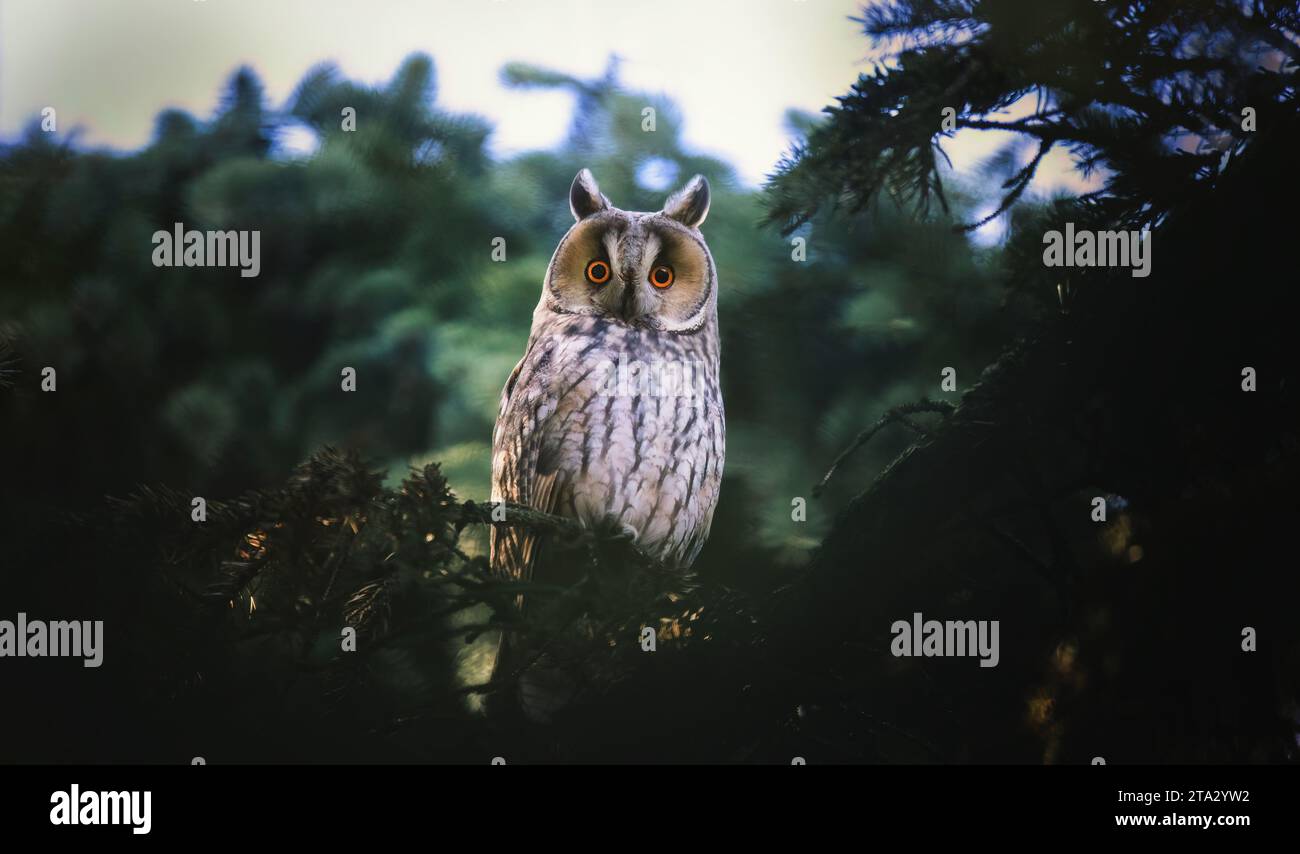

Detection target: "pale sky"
[0, 0, 1095, 217]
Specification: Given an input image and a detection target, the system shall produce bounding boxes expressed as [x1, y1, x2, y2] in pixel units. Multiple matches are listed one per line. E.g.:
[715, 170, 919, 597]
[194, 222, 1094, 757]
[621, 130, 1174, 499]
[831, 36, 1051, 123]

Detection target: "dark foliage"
[759, 0, 1300, 763]
[766, 0, 1299, 234]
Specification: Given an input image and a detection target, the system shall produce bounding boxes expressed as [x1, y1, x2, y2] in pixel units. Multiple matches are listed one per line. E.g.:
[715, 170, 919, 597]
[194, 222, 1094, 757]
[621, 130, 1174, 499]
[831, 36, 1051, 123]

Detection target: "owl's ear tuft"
[570, 168, 610, 221]
[663, 174, 710, 229]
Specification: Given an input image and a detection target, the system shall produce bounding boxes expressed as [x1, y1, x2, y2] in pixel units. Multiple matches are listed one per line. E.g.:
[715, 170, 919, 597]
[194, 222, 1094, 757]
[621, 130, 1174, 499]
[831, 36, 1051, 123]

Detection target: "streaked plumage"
[490, 167, 725, 606]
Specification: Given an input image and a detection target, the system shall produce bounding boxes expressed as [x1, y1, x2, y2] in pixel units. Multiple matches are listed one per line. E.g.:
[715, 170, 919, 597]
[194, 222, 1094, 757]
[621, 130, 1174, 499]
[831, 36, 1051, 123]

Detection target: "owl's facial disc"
[544, 169, 715, 332]
[546, 215, 712, 330]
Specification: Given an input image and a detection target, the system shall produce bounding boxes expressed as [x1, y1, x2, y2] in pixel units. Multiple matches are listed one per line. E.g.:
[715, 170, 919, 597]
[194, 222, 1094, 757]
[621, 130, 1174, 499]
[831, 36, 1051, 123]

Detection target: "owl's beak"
[617, 279, 651, 324]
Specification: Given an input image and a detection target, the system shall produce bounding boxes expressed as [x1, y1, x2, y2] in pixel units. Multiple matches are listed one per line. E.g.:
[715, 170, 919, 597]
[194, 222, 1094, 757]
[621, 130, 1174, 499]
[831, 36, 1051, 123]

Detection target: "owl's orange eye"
[649, 265, 675, 289]
[585, 259, 611, 285]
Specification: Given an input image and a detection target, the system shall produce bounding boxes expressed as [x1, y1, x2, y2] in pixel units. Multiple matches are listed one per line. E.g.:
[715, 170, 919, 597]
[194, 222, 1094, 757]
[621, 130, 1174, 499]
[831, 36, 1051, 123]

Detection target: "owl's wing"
[489, 345, 568, 590]
[490, 469, 561, 585]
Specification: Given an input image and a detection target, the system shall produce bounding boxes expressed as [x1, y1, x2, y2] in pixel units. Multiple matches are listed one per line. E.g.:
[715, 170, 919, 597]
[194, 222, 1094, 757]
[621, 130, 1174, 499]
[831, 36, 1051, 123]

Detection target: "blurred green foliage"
[1, 53, 1011, 575]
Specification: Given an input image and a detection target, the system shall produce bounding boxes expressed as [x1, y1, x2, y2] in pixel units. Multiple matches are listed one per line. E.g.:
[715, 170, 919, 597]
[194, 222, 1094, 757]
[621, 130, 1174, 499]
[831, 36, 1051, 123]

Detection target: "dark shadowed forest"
[2, 0, 1298, 763]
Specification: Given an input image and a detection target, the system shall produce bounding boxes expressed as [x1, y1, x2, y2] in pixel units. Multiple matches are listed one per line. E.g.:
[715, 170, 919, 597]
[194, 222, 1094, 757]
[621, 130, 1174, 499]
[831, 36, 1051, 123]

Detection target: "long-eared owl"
[490, 168, 725, 607]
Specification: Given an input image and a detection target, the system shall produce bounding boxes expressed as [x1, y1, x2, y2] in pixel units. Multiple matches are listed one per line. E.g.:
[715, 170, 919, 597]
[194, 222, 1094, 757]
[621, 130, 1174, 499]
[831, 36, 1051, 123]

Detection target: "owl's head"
[540, 168, 716, 333]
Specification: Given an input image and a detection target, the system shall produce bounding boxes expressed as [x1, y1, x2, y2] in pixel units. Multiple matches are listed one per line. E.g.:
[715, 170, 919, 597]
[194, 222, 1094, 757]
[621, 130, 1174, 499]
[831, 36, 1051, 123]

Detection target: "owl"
[490, 167, 725, 617]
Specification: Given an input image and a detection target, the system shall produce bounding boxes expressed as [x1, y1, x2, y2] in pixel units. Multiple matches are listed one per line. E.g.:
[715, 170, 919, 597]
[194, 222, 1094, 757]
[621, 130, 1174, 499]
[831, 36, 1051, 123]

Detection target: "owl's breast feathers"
[490, 314, 724, 585]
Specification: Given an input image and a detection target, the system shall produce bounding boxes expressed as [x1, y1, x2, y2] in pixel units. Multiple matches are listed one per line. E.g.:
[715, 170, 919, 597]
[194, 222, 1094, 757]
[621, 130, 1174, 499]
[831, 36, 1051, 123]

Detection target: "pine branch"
[813, 399, 956, 497]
